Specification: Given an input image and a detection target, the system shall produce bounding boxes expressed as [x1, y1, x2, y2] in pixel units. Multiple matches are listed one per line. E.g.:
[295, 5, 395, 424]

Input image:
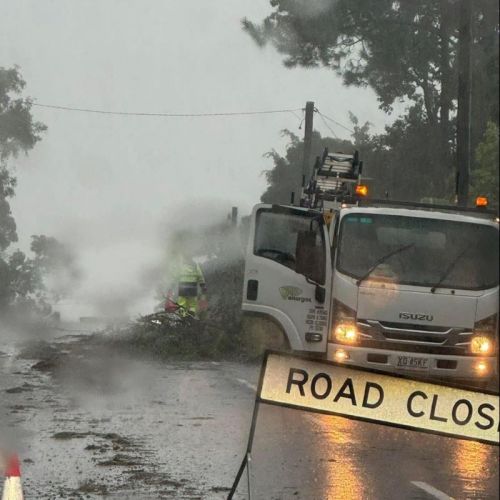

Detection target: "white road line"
[236, 378, 257, 392]
[211, 361, 221, 366]
[411, 481, 455, 500]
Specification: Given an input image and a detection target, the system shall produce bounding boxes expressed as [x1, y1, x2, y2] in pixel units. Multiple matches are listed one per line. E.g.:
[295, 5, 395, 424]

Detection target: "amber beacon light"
[475, 196, 488, 208]
[355, 184, 369, 197]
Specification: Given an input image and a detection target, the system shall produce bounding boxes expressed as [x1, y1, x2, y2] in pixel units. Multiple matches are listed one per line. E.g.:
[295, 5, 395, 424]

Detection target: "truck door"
[242, 204, 331, 353]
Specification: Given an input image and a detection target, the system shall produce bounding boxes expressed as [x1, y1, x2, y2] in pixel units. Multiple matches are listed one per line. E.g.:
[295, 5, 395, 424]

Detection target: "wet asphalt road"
[0, 329, 498, 499]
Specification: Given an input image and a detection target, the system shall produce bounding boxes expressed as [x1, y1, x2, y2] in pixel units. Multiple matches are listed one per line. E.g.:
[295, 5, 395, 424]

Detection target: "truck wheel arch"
[241, 308, 301, 351]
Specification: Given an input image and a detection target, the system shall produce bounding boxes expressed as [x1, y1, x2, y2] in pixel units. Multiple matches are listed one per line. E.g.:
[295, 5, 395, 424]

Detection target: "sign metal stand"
[227, 355, 268, 499]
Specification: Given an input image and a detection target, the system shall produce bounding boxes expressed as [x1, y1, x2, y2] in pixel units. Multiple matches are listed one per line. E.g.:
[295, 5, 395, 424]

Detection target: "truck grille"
[378, 321, 450, 333]
[357, 319, 473, 354]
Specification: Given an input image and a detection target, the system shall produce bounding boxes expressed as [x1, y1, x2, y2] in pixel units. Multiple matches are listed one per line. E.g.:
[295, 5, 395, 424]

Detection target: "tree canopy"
[0, 66, 46, 160]
[244, 0, 499, 201]
[1, 66, 47, 253]
[0, 66, 55, 316]
[243, 0, 498, 121]
[470, 121, 499, 204]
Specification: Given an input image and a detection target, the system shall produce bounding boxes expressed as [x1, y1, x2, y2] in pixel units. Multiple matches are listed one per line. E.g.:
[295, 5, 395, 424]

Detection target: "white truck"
[242, 150, 499, 385]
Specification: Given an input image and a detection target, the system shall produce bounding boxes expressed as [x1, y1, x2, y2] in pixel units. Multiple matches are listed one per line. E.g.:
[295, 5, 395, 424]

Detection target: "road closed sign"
[258, 351, 499, 446]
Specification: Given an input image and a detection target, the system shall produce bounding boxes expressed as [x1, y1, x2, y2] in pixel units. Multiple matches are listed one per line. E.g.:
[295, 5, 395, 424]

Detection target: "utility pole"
[456, 0, 472, 207]
[231, 207, 238, 227]
[299, 101, 315, 205]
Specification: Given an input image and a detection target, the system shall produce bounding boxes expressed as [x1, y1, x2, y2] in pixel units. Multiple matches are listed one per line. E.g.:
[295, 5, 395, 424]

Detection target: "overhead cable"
[32, 102, 303, 118]
[315, 109, 354, 134]
[316, 110, 338, 138]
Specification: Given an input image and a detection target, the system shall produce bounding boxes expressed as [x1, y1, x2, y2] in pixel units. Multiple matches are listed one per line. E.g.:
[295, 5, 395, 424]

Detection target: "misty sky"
[1, 1, 396, 317]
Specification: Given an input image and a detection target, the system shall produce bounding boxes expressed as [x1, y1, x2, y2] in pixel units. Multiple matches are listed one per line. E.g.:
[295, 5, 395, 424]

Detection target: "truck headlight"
[334, 321, 359, 344]
[471, 314, 498, 355]
[331, 300, 358, 344]
[470, 335, 494, 355]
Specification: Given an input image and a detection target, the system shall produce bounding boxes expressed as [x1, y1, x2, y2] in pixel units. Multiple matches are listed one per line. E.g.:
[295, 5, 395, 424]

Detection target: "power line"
[289, 109, 303, 122]
[30, 103, 351, 136]
[316, 111, 338, 138]
[32, 102, 303, 118]
[315, 109, 354, 134]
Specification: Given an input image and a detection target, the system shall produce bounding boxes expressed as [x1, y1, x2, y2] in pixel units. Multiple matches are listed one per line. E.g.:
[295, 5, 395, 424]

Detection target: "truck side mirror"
[296, 230, 324, 285]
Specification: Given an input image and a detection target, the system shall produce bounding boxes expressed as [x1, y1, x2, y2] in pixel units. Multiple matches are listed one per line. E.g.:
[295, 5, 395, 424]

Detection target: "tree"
[368, 103, 458, 200]
[243, 0, 499, 197]
[0, 249, 46, 314]
[30, 235, 81, 302]
[259, 113, 458, 203]
[1, 67, 46, 160]
[0, 162, 18, 253]
[470, 121, 499, 204]
[0, 66, 46, 251]
[0, 66, 47, 314]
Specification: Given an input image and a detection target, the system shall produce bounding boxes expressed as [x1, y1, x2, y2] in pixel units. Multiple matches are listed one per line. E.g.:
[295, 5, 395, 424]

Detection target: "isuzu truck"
[242, 150, 499, 385]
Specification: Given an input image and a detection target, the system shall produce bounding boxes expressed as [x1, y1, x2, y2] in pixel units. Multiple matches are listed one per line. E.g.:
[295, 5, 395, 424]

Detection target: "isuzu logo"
[399, 312, 434, 322]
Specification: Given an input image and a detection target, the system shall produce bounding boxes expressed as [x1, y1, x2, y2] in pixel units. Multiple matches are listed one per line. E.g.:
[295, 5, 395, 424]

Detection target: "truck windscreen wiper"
[356, 243, 415, 286]
[430, 247, 469, 293]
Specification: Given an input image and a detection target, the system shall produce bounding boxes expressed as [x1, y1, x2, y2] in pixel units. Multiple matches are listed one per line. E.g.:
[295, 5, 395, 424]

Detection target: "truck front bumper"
[327, 343, 498, 382]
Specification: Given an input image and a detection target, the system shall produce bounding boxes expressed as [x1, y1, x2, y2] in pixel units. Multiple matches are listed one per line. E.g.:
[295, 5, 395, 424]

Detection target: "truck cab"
[328, 204, 499, 383]
[242, 202, 499, 383]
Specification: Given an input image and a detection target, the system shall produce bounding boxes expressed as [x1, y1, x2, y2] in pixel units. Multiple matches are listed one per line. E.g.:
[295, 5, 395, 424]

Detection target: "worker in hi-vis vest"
[165, 256, 207, 319]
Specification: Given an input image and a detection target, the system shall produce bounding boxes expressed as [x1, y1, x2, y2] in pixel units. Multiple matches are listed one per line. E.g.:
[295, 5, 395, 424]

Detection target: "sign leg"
[246, 452, 252, 500]
[227, 400, 261, 499]
[227, 454, 248, 499]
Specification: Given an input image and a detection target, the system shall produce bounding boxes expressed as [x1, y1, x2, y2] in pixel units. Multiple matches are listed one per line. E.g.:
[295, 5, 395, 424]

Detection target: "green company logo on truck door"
[279, 286, 312, 303]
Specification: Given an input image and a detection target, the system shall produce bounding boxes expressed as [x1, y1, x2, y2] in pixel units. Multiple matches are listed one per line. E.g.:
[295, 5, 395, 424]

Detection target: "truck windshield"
[337, 213, 499, 290]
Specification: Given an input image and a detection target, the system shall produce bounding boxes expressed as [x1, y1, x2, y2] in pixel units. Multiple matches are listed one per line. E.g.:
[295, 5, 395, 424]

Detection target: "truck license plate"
[397, 356, 429, 370]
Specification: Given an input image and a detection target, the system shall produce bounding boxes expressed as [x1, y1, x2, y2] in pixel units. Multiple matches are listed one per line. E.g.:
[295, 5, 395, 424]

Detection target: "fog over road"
[0, 328, 498, 499]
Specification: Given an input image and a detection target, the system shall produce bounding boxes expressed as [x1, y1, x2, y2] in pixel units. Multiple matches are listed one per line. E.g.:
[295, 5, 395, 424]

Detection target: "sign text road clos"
[258, 352, 499, 445]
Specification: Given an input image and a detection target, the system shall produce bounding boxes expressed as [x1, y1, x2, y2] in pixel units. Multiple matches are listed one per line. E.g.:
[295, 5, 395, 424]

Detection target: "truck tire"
[241, 315, 289, 358]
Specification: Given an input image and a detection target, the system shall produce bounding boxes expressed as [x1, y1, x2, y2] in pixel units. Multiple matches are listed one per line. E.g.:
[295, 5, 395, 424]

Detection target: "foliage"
[0, 66, 46, 254]
[0, 66, 47, 160]
[260, 109, 458, 203]
[30, 235, 79, 275]
[0, 66, 50, 315]
[243, 0, 499, 199]
[30, 235, 82, 302]
[243, 0, 497, 119]
[125, 242, 246, 360]
[245, 1, 450, 114]
[0, 249, 51, 315]
[112, 316, 244, 361]
[0, 188, 17, 252]
[470, 121, 499, 204]
[368, 103, 456, 200]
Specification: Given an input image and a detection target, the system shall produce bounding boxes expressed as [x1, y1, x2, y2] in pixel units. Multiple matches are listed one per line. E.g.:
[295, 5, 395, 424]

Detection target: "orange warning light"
[355, 184, 368, 197]
[475, 196, 488, 208]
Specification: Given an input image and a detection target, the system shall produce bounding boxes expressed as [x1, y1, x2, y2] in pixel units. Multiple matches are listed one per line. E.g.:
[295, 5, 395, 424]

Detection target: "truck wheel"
[241, 316, 289, 358]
